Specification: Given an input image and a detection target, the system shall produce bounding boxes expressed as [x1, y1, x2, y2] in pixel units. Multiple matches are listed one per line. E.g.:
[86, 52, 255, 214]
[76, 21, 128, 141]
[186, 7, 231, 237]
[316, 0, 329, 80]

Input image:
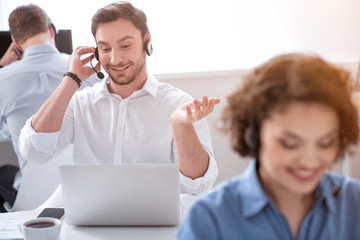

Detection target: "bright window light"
[1, 0, 360, 74]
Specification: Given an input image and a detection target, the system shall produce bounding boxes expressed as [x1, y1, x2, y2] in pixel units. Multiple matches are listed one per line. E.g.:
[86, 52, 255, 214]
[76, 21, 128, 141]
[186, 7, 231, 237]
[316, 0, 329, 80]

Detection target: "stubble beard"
[106, 58, 146, 86]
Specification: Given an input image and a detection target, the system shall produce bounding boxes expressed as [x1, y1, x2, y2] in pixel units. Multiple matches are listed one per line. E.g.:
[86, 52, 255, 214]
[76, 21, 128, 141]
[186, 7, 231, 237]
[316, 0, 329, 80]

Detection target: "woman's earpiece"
[244, 127, 258, 150]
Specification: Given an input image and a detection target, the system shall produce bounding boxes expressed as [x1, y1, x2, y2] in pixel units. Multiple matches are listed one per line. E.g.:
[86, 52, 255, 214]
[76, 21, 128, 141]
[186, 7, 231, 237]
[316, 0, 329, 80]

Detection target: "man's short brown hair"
[9, 4, 51, 44]
[91, 1, 149, 39]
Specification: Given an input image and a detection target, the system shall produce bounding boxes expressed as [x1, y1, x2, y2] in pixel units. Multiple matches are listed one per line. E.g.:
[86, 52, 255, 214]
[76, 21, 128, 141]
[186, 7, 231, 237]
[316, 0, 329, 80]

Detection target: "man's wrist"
[63, 72, 82, 88]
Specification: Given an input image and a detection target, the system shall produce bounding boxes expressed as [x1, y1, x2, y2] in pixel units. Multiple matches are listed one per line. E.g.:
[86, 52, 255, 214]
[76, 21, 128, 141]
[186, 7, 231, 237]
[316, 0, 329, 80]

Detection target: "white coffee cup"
[21, 217, 62, 240]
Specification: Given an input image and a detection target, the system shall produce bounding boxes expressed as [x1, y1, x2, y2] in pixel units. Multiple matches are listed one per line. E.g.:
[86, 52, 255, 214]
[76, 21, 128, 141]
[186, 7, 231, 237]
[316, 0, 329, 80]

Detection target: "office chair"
[3, 145, 73, 212]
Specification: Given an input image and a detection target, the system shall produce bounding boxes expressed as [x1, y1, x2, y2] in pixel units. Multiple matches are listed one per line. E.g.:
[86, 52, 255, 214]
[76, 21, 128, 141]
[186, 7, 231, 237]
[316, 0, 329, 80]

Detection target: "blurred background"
[1, 0, 359, 75]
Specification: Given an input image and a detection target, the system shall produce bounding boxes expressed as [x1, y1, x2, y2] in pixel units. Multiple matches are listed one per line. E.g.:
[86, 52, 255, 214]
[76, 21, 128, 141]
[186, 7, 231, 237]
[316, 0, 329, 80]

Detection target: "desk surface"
[0, 194, 197, 240]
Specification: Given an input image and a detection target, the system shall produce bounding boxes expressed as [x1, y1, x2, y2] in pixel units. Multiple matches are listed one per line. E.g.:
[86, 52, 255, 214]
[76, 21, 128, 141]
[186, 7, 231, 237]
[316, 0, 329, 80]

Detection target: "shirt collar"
[313, 172, 340, 214]
[141, 74, 159, 98]
[239, 161, 339, 218]
[23, 44, 59, 58]
[239, 160, 270, 217]
[94, 74, 159, 99]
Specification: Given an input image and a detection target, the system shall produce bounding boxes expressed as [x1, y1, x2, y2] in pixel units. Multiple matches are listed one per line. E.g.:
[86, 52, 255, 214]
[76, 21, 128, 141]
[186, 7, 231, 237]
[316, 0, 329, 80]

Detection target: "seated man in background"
[0, 4, 99, 212]
[19, 1, 219, 195]
[177, 54, 360, 239]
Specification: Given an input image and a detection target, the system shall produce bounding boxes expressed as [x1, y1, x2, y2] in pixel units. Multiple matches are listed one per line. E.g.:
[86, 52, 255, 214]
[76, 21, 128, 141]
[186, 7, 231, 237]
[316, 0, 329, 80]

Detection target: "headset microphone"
[90, 54, 104, 79]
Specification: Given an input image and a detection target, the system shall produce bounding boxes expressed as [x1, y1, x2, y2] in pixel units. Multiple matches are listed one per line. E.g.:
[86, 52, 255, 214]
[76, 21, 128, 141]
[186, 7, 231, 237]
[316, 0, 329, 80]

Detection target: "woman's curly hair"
[221, 53, 359, 159]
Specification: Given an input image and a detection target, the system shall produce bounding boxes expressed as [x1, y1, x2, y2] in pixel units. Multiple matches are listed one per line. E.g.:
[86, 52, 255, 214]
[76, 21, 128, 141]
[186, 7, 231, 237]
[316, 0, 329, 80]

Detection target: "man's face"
[95, 18, 147, 86]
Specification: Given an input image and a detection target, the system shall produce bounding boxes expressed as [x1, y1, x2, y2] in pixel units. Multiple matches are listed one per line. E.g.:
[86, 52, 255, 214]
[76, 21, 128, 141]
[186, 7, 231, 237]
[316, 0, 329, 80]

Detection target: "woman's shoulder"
[192, 174, 252, 215]
[323, 171, 360, 198]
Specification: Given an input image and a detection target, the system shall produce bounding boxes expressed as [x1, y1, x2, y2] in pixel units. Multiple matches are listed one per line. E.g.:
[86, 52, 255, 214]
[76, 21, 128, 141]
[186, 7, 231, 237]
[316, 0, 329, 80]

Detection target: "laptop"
[59, 164, 180, 226]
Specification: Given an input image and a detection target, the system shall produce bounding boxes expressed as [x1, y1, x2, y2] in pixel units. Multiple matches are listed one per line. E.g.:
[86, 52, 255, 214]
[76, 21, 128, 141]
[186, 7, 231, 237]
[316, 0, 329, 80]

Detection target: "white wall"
[1, 0, 360, 74]
[1, 62, 359, 185]
[158, 61, 360, 185]
[158, 70, 252, 185]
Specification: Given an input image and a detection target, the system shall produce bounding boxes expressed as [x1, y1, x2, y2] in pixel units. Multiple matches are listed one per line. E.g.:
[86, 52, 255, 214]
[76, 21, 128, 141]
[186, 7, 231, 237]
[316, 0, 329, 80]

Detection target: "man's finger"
[209, 99, 215, 112]
[186, 105, 193, 122]
[72, 46, 96, 57]
[81, 54, 94, 65]
[194, 99, 202, 119]
[202, 96, 209, 115]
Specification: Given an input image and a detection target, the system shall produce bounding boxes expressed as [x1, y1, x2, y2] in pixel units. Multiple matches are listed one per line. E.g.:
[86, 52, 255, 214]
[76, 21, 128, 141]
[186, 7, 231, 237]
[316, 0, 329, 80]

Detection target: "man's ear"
[143, 32, 153, 56]
[144, 32, 150, 43]
[13, 39, 23, 54]
[49, 24, 56, 38]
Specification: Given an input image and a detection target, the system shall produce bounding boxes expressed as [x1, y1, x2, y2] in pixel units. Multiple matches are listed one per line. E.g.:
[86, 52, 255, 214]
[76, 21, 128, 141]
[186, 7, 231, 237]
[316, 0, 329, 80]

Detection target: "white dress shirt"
[19, 75, 218, 194]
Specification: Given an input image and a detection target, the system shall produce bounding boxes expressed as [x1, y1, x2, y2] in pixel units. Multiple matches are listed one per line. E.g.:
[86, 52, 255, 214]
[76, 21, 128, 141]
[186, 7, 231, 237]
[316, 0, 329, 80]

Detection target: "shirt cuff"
[179, 153, 218, 195]
[25, 116, 59, 152]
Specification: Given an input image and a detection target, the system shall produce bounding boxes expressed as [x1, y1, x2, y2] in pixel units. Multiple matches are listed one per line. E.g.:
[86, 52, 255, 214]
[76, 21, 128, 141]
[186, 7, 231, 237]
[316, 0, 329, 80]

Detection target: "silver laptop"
[59, 164, 180, 226]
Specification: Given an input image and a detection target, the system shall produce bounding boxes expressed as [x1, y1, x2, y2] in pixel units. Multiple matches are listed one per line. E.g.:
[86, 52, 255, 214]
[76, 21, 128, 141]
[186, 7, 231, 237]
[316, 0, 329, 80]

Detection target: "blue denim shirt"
[177, 160, 360, 240]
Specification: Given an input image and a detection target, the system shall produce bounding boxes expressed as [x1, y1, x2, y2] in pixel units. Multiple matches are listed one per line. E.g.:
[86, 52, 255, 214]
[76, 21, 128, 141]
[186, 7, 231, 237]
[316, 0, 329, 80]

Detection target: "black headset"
[90, 53, 105, 79]
[244, 117, 260, 151]
[93, 37, 152, 61]
[90, 39, 152, 80]
[13, 44, 22, 56]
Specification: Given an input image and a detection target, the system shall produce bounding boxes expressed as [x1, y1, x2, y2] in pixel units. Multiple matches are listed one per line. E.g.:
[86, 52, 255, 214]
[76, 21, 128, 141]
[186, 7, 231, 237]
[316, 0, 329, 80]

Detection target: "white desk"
[0, 194, 197, 240]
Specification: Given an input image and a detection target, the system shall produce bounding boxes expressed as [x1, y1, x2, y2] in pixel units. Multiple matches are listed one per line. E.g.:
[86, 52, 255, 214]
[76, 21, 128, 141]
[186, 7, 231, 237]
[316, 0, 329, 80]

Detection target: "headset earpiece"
[13, 44, 22, 55]
[143, 23, 153, 56]
[95, 47, 99, 61]
[50, 23, 58, 35]
[10, 35, 23, 55]
[144, 40, 153, 56]
[244, 125, 259, 151]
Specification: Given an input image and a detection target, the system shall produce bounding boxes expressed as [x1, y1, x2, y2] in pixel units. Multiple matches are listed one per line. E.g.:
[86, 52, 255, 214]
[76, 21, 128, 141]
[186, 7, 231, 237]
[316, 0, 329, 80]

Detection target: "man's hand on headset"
[68, 46, 101, 82]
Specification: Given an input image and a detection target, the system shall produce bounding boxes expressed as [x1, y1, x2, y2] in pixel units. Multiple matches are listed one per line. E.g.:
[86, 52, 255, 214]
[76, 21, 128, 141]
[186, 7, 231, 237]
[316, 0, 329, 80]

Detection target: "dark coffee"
[26, 221, 56, 228]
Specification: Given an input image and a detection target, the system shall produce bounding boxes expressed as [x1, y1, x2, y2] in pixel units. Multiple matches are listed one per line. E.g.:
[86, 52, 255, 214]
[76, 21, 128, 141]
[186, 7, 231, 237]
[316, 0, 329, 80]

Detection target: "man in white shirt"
[19, 1, 219, 194]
